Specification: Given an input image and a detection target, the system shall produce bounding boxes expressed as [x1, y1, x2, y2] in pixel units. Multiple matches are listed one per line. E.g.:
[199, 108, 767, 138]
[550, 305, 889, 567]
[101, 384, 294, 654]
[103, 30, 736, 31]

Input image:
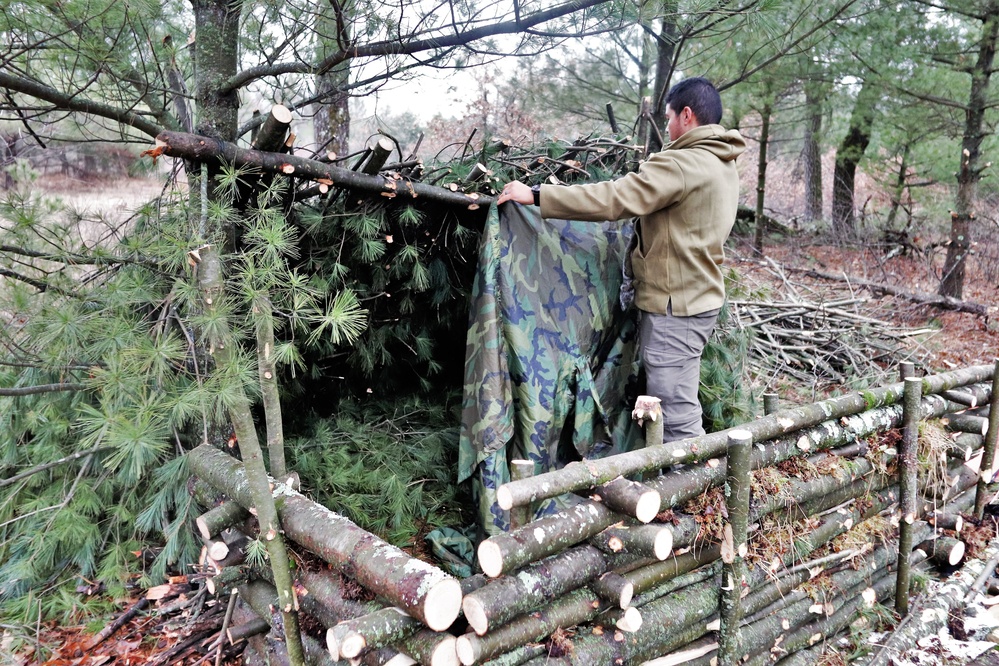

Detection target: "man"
[496, 77, 746, 442]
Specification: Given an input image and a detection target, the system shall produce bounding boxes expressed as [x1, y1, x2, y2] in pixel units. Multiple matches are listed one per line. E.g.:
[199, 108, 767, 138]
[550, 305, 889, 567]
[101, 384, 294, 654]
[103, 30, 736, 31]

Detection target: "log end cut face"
[423, 575, 463, 631]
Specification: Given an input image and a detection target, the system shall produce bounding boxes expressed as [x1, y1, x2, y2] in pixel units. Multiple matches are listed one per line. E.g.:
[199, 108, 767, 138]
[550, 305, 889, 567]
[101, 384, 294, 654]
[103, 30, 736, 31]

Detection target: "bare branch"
[0, 446, 112, 488]
[0, 71, 163, 139]
[223, 0, 615, 93]
[0, 383, 88, 397]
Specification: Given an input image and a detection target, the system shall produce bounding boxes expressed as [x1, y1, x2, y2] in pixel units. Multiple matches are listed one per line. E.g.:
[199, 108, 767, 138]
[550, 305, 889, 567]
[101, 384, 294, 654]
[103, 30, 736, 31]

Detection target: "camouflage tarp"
[458, 204, 642, 536]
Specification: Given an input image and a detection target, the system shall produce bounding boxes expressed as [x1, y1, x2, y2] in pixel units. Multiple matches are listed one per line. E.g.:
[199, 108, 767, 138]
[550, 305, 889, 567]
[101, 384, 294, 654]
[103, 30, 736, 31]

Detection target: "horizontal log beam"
[151, 131, 488, 210]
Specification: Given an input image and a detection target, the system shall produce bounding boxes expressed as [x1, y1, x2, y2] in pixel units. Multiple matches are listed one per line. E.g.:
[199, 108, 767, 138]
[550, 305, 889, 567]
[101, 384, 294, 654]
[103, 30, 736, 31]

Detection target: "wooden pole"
[508, 460, 534, 530]
[718, 430, 752, 666]
[974, 359, 999, 517]
[895, 376, 922, 616]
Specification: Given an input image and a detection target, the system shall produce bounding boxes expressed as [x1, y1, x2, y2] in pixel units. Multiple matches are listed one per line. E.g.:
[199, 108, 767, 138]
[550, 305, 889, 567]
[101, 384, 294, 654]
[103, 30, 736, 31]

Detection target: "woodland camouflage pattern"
[459, 204, 642, 535]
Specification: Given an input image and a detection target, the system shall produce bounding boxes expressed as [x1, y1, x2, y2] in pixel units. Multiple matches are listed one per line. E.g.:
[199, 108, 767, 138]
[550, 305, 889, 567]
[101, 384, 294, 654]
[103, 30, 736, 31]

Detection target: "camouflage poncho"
[458, 204, 642, 535]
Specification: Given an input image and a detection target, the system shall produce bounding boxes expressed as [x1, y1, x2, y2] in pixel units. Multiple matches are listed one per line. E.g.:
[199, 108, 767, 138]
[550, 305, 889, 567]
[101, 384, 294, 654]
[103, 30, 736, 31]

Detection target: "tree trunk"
[802, 77, 824, 222]
[940, 10, 998, 299]
[753, 102, 772, 256]
[886, 143, 910, 230]
[650, 3, 680, 144]
[314, 7, 351, 158]
[187, 445, 462, 631]
[831, 78, 879, 239]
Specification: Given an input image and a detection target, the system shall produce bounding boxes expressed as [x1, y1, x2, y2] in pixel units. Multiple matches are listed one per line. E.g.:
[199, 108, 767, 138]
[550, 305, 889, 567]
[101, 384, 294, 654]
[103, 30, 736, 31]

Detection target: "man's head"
[664, 77, 723, 142]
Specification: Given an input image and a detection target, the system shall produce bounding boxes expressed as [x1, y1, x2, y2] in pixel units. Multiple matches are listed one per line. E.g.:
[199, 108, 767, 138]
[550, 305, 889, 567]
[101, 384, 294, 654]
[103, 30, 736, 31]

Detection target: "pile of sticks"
[727, 297, 937, 388]
[177, 363, 999, 666]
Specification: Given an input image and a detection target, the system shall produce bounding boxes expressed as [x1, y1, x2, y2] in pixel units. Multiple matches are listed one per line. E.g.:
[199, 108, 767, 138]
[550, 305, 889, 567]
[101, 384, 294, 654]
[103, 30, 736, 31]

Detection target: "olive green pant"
[639, 305, 720, 442]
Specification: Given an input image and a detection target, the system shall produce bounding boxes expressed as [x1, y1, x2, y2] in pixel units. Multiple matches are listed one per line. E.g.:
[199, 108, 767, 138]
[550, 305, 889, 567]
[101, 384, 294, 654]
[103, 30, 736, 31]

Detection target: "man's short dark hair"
[665, 77, 723, 125]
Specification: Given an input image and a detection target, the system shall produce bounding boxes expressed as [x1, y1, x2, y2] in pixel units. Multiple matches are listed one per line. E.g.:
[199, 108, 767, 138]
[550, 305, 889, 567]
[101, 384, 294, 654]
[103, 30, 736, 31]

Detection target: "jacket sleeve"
[540, 152, 686, 222]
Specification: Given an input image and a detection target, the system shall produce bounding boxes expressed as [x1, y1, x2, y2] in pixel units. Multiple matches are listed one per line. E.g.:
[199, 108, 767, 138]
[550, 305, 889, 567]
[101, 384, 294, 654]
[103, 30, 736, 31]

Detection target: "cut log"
[207, 565, 251, 596]
[330, 607, 417, 659]
[587, 476, 661, 523]
[590, 524, 673, 560]
[362, 138, 395, 175]
[942, 412, 989, 436]
[928, 511, 964, 533]
[197, 501, 250, 540]
[949, 432, 982, 461]
[590, 571, 634, 608]
[463, 545, 607, 635]
[154, 131, 485, 210]
[477, 500, 621, 577]
[228, 617, 271, 645]
[478, 644, 546, 666]
[495, 366, 993, 508]
[251, 104, 294, 152]
[455, 588, 603, 665]
[188, 444, 462, 631]
[916, 536, 966, 566]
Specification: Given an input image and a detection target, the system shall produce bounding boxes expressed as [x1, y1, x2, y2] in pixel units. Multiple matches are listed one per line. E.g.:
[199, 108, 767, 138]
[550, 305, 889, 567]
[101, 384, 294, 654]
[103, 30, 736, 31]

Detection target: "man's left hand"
[497, 181, 533, 205]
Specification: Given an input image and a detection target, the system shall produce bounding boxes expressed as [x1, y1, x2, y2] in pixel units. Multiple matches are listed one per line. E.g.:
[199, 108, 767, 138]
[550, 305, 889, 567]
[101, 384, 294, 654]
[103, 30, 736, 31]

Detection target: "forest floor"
[8, 223, 999, 666]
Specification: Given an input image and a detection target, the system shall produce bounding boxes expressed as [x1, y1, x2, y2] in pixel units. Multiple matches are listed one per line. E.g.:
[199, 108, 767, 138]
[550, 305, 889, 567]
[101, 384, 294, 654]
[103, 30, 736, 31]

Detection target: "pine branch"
[0, 244, 162, 270]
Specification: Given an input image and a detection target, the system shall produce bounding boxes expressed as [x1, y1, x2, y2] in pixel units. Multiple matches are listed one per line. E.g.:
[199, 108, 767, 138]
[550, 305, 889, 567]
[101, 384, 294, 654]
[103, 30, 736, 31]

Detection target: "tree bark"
[330, 607, 420, 659]
[188, 444, 462, 631]
[802, 75, 825, 222]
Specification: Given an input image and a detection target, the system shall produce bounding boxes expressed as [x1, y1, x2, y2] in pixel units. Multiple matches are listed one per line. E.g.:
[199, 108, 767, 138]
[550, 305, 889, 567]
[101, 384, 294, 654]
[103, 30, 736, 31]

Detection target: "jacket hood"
[669, 124, 746, 161]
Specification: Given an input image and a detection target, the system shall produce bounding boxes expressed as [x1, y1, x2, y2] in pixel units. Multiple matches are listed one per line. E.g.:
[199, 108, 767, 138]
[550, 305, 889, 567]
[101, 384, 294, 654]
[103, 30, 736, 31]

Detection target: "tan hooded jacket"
[540, 124, 746, 316]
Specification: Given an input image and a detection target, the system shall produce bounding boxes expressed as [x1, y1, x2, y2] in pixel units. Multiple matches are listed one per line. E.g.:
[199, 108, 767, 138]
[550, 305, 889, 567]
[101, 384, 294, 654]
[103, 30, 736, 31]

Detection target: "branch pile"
[726, 297, 936, 387]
